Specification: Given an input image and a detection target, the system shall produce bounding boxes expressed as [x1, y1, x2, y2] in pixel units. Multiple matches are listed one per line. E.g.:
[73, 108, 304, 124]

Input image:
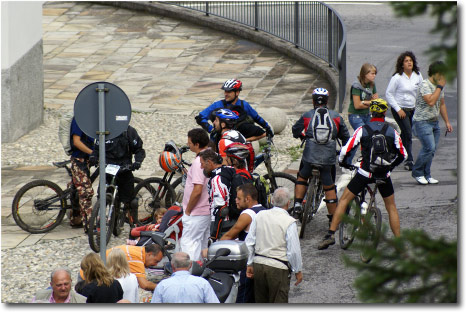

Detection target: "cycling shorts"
[298, 160, 335, 186]
[347, 172, 394, 198]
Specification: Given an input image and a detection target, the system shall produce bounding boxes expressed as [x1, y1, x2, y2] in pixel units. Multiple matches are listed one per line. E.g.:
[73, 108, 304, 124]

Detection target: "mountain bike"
[133, 144, 190, 225]
[297, 164, 325, 238]
[11, 160, 99, 234]
[88, 164, 139, 252]
[338, 164, 383, 263]
[251, 136, 297, 207]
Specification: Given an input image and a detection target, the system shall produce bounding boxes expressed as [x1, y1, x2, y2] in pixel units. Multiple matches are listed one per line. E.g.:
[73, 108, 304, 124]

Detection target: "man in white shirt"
[245, 187, 303, 303]
[180, 128, 211, 261]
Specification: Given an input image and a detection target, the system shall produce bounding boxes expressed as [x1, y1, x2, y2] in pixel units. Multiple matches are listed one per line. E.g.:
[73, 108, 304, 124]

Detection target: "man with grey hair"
[150, 252, 219, 303]
[32, 268, 86, 303]
[245, 187, 303, 303]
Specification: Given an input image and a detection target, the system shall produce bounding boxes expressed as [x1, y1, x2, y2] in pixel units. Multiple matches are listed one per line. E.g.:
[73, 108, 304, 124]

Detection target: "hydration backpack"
[309, 107, 334, 144]
[364, 124, 392, 175]
[228, 169, 253, 220]
[58, 111, 74, 156]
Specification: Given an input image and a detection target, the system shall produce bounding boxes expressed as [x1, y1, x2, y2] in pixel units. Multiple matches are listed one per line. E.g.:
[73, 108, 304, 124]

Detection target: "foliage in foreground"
[342, 215, 457, 303]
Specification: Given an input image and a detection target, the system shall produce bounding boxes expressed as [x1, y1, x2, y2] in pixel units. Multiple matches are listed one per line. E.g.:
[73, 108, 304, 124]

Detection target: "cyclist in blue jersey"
[195, 79, 273, 142]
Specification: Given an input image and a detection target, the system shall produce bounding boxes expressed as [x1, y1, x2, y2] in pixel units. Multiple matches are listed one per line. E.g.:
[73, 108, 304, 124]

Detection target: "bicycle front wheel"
[134, 178, 175, 225]
[360, 202, 382, 263]
[12, 180, 66, 234]
[263, 172, 297, 208]
[88, 194, 115, 253]
[171, 176, 184, 205]
[339, 197, 361, 249]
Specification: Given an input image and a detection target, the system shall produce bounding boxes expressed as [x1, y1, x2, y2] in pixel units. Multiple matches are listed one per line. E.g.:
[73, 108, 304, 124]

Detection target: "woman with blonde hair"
[345, 63, 379, 164]
[107, 248, 139, 303]
[79, 252, 123, 303]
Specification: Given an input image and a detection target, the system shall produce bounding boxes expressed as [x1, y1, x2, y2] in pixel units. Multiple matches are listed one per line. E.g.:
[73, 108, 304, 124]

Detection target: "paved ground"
[1, 2, 326, 248]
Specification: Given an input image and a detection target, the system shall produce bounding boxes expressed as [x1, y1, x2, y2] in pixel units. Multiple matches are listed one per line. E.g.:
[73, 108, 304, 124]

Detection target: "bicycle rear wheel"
[12, 180, 66, 234]
[299, 176, 320, 239]
[360, 202, 382, 263]
[88, 194, 115, 253]
[134, 178, 175, 225]
[339, 197, 361, 249]
[112, 201, 124, 236]
[263, 172, 296, 209]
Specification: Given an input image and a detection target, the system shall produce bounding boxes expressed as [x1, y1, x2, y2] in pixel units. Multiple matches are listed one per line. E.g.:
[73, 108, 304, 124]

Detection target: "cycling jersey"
[196, 99, 270, 133]
[339, 117, 407, 178]
[207, 166, 236, 219]
[292, 107, 350, 165]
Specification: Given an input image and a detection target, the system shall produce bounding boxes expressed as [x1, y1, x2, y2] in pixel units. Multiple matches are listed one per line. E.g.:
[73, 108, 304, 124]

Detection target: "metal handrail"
[166, 1, 346, 111]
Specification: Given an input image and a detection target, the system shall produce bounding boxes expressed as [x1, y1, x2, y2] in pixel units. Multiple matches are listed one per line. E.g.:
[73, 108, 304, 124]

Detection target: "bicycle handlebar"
[339, 162, 357, 171]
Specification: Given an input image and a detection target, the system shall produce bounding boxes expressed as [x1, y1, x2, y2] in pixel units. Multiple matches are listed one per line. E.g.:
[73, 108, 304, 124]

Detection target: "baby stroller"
[135, 205, 183, 252]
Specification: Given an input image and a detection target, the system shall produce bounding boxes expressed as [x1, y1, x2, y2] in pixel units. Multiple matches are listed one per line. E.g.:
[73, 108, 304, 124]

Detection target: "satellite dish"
[74, 82, 131, 140]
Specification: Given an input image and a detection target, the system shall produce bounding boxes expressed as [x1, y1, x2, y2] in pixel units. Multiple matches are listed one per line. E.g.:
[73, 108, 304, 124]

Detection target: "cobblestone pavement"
[1, 2, 322, 303]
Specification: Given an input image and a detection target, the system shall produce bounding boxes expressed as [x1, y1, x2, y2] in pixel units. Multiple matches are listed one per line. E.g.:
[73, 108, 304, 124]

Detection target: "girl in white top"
[106, 248, 140, 303]
[386, 51, 423, 170]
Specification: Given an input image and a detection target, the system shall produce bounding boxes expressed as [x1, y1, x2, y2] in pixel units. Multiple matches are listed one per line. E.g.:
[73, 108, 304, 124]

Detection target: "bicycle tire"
[133, 177, 176, 225]
[88, 194, 115, 253]
[299, 176, 317, 239]
[263, 172, 297, 208]
[12, 180, 66, 234]
[339, 197, 361, 249]
[112, 201, 124, 236]
[171, 176, 184, 204]
[360, 202, 382, 263]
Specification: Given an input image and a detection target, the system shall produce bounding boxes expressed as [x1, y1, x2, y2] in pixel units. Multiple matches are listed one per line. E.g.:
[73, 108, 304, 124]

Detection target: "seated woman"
[78, 253, 123, 303]
[107, 248, 139, 303]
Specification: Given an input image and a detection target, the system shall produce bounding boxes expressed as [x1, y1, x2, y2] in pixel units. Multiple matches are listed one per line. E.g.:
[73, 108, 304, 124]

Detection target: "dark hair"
[188, 128, 209, 148]
[199, 148, 222, 164]
[371, 111, 385, 118]
[145, 244, 162, 256]
[427, 61, 446, 77]
[227, 157, 246, 169]
[393, 51, 420, 76]
[237, 183, 258, 201]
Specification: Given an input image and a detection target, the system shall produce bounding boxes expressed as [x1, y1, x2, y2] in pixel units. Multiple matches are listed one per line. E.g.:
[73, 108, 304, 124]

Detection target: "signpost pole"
[97, 83, 107, 263]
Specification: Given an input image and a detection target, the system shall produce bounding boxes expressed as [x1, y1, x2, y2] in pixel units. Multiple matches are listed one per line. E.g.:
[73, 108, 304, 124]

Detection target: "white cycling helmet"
[312, 88, 329, 106]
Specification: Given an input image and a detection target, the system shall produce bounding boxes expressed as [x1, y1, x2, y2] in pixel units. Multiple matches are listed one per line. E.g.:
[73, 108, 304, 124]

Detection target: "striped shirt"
[413, 78, 445, 122]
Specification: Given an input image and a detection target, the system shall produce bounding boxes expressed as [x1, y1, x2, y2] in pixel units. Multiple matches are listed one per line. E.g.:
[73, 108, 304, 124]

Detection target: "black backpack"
[228, 170, 253, 220]
[364, 124, 392, 176]
[252, 174, 270, 208]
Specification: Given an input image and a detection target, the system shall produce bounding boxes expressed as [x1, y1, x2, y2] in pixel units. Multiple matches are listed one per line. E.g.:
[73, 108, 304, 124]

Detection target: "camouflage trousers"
[71, 157, 94, 221]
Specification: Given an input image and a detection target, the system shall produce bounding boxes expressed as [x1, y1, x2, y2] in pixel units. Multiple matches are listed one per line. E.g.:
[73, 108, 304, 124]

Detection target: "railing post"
[294, 2, 299, 47]
[206, 1, 209, 16]
[254, 2, 258, 31]
[328, 8, 333, 66]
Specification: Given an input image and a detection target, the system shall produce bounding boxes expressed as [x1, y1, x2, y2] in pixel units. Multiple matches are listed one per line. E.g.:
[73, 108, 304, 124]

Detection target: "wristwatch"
[437, 85, 444, 90]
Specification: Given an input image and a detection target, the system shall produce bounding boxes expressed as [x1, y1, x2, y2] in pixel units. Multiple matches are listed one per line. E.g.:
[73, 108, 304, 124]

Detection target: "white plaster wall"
[1, 1, 44, 69]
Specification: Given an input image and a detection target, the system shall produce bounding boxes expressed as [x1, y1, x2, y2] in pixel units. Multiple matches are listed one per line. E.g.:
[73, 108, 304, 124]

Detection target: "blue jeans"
[346, 113, 371, 164]
[412, 120, 440, 179]
[391, 108, 414, 162]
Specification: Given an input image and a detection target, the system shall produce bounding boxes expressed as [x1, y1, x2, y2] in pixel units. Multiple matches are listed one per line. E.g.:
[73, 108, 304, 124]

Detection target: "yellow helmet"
[369, 98, 388, 114]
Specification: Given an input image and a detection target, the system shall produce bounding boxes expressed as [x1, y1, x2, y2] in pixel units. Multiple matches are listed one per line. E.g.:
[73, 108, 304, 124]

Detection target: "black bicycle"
[11, 160, 98, 234]
[88, 164, 139, 252]
[133, 143, 190, 225]
[338, 164, 383, 263]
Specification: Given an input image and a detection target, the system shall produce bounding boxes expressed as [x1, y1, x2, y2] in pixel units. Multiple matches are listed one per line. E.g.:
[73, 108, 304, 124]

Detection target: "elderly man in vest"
[245, 187, 303, 303]
[32, 268, 86, 303]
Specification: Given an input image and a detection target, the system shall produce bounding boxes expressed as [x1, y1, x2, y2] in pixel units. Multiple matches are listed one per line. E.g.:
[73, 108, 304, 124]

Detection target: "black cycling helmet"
[221, 79, 242, 92]
[312, 88, 329, 106]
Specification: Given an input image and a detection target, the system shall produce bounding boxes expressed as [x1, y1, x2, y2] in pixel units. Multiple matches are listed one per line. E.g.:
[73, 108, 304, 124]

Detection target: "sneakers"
[427, 177, 439, 184]
[414, 176, 428, 185]
[292, 202, 302, 217]
[318, 233, 335, 250]
[404, 161, 413, 171]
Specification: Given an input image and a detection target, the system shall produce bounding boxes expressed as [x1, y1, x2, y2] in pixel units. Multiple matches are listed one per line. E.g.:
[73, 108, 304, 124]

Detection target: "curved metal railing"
[166, 1, 346, 111]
